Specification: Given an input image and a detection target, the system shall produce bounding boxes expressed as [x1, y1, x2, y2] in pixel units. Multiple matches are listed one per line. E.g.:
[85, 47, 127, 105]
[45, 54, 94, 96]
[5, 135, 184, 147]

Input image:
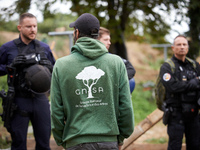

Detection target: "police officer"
[159, 35, 200, 150]
[0, 13, 55, 150]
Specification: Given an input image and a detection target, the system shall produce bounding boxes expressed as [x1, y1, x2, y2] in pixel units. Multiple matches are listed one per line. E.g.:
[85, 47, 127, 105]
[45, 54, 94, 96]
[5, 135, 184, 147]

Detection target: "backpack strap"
[185, 57, 196, 70]
[13, 38, 23, 53]
[165, 58, 175, 74]
[34, 39, 41, 52]
[166, 57, 196, 73]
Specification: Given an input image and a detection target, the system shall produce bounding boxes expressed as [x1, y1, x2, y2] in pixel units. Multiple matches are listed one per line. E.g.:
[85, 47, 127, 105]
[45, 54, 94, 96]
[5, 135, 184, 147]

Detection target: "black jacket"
[122, 59, 136, 80]
[159, 55, 200, 107]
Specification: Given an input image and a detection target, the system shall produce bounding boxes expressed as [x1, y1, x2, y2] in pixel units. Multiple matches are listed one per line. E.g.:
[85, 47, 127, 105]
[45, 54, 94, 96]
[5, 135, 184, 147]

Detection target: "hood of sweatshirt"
[71, 37, 108, 59]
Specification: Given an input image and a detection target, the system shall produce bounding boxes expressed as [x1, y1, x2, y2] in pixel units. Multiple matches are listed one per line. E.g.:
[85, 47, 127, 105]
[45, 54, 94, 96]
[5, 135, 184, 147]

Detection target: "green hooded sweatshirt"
[50, 37, 134, 148]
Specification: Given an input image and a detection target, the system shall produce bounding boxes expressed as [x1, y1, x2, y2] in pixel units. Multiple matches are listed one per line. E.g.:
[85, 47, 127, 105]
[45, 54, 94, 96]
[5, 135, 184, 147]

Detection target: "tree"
[2, 0, 198, 59]
[186, 0, 200, 59]
[166, 0, 200, 59]
[76, 66, 105, 98]
[69, 0, 200, 59]
[70, 0, 173, 59]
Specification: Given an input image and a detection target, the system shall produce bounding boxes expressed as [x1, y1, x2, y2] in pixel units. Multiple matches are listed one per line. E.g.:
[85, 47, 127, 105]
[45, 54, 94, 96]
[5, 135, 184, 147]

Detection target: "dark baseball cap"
[69, 13, 100, 35]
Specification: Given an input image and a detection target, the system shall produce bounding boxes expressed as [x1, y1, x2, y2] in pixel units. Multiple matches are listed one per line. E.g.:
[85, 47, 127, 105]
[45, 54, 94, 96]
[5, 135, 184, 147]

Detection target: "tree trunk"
[187, 0, 200, 59]
[107, 0, 128, 59]
[110, 35, 127, 59]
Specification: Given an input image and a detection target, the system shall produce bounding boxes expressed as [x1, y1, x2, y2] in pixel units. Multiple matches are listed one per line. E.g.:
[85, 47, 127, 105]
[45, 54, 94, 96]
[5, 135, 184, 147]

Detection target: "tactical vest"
[13, 39, 53, 96]
[165, 57, 198, 108]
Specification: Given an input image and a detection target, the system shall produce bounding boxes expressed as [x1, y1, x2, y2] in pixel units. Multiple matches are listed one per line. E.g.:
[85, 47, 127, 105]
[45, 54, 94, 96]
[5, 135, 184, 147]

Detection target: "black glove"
[39, 58, 53, 72]
[187, 78, 200, 91]
[12, 55, 26, 67]
[12, 54, 38, 68]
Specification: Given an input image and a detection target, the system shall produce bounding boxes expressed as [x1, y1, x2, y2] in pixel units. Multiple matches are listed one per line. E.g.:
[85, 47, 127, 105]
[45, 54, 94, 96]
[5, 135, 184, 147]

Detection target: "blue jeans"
[67, 142, 118, 150]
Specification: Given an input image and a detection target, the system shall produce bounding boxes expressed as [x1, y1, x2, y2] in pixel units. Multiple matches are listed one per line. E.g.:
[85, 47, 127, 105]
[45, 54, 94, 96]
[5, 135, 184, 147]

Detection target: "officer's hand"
[39, 59, 53, 72]
[12, 55, 26, 67]
[39, 58, 50, 65]
[187, 78, 200, 90]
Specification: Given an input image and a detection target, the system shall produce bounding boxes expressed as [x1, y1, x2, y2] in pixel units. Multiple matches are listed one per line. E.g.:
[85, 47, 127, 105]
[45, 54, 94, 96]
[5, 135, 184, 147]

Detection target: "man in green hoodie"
[50, 13, 134, 150]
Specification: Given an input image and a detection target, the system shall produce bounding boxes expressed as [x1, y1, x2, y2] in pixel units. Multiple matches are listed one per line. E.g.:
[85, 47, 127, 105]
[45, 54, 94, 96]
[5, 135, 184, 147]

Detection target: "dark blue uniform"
[0, 37, 55, 150]
[160, 55, 200, 150]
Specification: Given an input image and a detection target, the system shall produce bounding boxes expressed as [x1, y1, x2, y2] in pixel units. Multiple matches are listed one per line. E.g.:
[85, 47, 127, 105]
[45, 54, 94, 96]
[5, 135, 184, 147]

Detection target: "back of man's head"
[69, 13, 100, 39]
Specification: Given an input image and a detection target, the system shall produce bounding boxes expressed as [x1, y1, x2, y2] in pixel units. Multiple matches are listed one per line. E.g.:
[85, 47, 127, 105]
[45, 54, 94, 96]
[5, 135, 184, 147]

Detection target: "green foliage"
[132, 83, 157, 124]
[0, 16, 18, 32]
[186, 0, 200, 59]
[38, 18, 57, 33]
[0, 76, 8, 92]
[69, 0, 184, 58]
[0, 107, 3, 125]
[53, 36, 69, 52]
[0, 76, 8, 148]
[0, 138, 11, 149]
[15, 0, 31, 15]
[0, 36, 5, 47]
[38, 13, 76, 33]
[145, 137, 168, 144]
[145, 137, 186, 144]
[1, 0, 184, 58]
[0, 0, 193, 43]
[1, 0, 195, 57]
[144, 55, 164, 70]
[0, 76, 7, 116]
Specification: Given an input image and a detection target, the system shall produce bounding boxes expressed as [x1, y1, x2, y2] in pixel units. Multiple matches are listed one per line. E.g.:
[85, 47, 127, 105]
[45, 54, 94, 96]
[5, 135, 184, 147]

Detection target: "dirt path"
[0, 122, 177, 150]
[0, 121, 175, 150]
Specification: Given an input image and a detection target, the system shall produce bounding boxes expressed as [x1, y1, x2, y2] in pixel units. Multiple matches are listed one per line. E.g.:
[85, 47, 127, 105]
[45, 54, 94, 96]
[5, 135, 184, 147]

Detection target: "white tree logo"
[76, 66, 105, 98]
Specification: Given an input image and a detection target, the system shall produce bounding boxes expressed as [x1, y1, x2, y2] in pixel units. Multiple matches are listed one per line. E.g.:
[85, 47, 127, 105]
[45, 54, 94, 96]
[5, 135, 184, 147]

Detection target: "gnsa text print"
[75, 66, 105, 99]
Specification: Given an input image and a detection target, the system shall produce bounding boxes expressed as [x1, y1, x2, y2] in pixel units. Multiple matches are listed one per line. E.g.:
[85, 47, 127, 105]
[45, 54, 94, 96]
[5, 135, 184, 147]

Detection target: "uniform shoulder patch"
[163, 73, 171, 81]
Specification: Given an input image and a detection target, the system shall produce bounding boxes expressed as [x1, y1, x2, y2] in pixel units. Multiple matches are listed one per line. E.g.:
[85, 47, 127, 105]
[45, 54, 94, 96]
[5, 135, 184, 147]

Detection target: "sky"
[0, 0, 189, 43]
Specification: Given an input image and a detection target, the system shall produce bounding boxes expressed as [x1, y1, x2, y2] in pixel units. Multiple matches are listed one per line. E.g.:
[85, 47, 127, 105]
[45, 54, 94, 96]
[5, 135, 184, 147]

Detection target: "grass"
[0, 75, 7, 118]
[145, 137, 186, 144]
[145, 137, 168, 144]
[131, 82, 169, 144]
[131, 82, 157, 124]
[0, 75, 10, 148]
